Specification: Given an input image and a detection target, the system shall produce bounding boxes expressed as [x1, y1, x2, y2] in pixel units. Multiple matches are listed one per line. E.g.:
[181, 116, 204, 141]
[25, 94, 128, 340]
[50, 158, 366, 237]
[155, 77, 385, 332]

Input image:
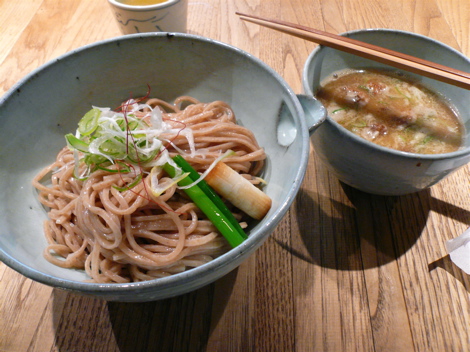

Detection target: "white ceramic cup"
[107, 0, 188, 34]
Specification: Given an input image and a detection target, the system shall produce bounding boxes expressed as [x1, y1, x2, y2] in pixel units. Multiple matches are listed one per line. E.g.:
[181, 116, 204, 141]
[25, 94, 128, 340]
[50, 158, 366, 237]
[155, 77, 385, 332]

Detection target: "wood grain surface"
[1, 1, 469, 351]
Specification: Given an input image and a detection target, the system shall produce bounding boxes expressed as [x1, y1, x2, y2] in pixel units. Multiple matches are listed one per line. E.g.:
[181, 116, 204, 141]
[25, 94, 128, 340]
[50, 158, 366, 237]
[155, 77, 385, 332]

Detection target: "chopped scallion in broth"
[316, 69, 464, 154]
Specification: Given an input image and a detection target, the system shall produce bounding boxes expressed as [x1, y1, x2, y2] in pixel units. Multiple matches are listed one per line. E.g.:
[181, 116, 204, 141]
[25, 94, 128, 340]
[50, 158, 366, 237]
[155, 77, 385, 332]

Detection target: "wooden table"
[1, 1, 470, 351]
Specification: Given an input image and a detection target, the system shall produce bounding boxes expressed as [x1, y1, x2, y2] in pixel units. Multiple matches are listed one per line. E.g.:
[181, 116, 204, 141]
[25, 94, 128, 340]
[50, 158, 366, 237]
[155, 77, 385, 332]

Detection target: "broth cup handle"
[296, 94, 327, 135]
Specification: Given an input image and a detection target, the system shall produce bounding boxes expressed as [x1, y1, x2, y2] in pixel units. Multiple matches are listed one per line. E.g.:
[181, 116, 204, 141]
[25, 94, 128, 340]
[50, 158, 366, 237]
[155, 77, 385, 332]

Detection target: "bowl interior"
[0, 33, 308, 298]
[303, 29, 470, 148]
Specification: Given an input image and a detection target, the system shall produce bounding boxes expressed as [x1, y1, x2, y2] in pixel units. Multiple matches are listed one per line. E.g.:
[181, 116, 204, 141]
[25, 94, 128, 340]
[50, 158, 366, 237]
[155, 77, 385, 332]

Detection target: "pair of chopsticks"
[236, 12, 470, 90]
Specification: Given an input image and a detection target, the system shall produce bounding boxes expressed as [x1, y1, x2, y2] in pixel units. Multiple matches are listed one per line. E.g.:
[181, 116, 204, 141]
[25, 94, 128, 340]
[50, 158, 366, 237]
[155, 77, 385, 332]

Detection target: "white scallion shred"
[68, 99, 233, 193]
[69, 99, 198, 173]
[177, 150, 235, 190]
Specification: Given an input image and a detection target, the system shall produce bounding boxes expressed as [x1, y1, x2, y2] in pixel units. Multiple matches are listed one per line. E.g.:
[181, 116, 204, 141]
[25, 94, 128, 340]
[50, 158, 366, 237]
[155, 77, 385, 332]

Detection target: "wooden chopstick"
[236, 12, 470, 90]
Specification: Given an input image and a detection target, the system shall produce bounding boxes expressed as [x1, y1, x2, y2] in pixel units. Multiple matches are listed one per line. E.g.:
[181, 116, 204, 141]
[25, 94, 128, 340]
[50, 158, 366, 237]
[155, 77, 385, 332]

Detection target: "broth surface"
[316, 69, 464, 154]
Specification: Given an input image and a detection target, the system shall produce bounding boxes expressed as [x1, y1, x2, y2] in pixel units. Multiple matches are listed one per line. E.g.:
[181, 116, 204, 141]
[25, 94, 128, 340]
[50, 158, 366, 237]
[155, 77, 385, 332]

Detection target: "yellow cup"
[107, 0, 188, 34]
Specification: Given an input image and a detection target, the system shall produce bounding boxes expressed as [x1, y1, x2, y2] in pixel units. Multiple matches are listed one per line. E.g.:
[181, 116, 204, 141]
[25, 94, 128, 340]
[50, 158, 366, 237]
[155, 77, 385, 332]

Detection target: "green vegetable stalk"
[163, 157, 247, 248]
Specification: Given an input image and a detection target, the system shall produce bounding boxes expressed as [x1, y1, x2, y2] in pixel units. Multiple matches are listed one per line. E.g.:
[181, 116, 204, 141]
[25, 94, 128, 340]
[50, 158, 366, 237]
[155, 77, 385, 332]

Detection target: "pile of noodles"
[32, 96, 266, 283]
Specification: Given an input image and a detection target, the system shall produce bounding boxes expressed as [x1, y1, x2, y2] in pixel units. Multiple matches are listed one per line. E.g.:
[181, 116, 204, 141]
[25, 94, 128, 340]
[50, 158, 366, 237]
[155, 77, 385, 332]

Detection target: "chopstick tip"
[235, 12, 255, 20]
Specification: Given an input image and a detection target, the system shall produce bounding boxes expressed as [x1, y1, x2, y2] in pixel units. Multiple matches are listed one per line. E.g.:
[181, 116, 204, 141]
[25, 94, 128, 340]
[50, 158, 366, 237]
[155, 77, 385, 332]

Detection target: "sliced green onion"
[96, 160, 131, 173]
[84, 153, 108, 166]
[163, 160, 246, 247]
[78, 108, 101, 136]
[126, 145, 159, 164]
[113, 173, 143, 192]
[65, 133, 89, 153]
[98, 137, 127, 158]
[67, 103, 176, 173]
[332, 107, 348, 114]
[149, 166, 189, 197]
[394, 86, 411, 100]
[421, 135, 434, 145]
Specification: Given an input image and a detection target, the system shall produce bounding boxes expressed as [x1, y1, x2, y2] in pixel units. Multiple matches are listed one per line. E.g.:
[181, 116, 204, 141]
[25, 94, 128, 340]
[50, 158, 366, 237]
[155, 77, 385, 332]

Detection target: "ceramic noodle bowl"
[302, 29, 470, 196]
[0, 33, 325, 301]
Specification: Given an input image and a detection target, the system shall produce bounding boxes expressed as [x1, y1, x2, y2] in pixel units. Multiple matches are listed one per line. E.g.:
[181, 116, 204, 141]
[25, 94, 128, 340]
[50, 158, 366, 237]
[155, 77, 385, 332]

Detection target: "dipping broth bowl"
[303, 29, 470, 196]
[0, 33, 325, 301]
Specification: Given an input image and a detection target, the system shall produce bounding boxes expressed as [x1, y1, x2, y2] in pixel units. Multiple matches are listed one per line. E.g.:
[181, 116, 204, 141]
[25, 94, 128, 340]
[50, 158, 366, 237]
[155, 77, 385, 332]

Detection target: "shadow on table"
[427, 197, 470, 292]
[279, 182, 470, 273]
[429, 255, 470, 293]
[50, 268, 238, 352]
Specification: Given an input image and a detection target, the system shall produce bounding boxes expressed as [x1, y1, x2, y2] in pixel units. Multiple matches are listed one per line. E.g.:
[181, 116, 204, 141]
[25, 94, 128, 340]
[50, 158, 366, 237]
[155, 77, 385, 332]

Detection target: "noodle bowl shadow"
[303, 29, 470, 196]
[0, 33, 325, 301]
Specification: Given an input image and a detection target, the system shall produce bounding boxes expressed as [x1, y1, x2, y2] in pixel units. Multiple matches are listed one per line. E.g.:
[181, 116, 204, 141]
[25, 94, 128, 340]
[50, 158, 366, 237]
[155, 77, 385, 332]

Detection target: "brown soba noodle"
[33, 96, 266, 283]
